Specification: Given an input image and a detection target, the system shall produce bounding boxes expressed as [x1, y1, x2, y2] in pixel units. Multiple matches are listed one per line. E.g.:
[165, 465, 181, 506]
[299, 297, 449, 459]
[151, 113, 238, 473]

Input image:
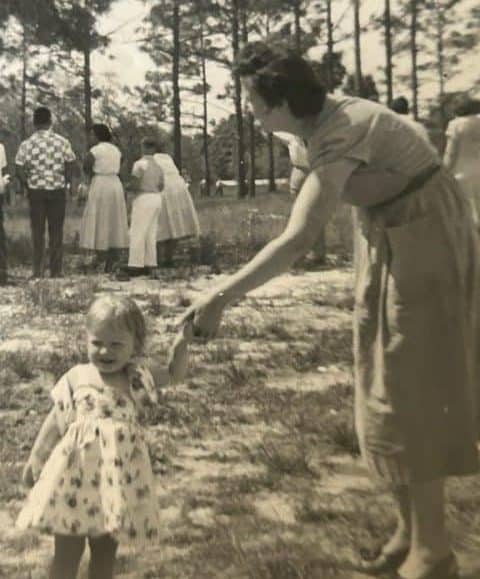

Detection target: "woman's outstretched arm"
[180, 161, 357, 338]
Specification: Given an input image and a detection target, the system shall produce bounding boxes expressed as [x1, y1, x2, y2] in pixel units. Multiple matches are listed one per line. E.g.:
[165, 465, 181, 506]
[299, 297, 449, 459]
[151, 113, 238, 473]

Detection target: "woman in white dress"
[154, 146, 200, 266]
[118, 137, 165, 280]
[444, 99, 480, 225]
[80, 124, 129, 272]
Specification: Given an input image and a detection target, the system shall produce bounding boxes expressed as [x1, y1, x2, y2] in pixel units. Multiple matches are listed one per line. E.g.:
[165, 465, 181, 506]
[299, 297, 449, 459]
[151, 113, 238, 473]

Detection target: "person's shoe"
[115, 269, 130, 282]
[354, 545, 409, 575]
[148, 268, 161, 280]
[127, 266, 150, 277]
[391, 552, 459, 579]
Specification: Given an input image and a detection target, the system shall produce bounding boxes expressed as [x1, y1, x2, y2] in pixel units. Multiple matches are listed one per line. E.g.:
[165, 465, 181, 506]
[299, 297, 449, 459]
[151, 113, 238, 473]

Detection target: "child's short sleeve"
[130, 364, 158, 402]
[50, 372, 76, 435]
[128, 364, 159, 423]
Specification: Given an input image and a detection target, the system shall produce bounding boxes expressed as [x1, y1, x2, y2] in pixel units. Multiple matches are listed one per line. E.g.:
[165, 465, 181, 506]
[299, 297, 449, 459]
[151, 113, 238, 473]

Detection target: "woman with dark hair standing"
[181, 42, 480, 579]
[444, 98, 480, 225]
[80, 123, 129, 273]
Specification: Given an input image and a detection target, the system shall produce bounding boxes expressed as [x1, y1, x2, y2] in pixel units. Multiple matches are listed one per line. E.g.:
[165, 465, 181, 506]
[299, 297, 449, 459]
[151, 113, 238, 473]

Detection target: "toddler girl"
[17, 295, 192, 579]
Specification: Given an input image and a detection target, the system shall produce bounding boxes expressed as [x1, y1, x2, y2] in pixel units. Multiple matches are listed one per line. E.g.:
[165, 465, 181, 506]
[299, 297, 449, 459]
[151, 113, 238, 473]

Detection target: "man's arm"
[15, 164, 28, 195]
[65, 160, 76, 195]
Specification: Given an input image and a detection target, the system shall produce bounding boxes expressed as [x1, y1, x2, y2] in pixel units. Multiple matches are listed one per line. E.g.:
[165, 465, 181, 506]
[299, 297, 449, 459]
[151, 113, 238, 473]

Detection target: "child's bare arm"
[23, 408, 61, 487]
[168, 322, 193, 384]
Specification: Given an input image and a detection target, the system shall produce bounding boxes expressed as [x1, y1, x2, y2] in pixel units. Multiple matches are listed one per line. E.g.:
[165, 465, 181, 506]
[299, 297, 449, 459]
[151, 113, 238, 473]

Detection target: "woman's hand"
[179, 292, 227, 341]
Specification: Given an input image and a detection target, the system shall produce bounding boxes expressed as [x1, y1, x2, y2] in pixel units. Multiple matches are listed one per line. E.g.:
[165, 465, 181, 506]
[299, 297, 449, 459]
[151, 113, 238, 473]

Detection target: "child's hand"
[168, 322, 192, 384]
[181, 320, 194, 342]
[22, 461, 36, 488]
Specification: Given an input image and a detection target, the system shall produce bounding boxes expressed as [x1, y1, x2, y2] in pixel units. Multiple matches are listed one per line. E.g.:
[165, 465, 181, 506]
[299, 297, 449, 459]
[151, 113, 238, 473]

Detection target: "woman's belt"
[373, 164, 441, 210]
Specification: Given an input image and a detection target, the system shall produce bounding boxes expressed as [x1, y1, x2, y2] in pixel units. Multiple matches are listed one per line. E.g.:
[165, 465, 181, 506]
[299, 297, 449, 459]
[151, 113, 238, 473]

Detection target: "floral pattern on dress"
[17, 364, 161, 546]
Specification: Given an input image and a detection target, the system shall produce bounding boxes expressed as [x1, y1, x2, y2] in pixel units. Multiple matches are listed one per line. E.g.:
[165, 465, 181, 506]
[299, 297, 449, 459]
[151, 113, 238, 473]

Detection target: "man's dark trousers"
[28, 188, 66, 277]
[0, 195, 7, 283]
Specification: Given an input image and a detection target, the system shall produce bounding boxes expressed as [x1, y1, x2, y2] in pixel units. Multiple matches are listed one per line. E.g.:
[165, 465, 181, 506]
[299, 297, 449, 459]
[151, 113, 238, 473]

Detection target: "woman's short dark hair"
[91, 123, 112, 142]
[391, 96, 409, 115]
[142, 136, 158, 152]
[235, 41, 326, 118]
[455, 98, 480, 117]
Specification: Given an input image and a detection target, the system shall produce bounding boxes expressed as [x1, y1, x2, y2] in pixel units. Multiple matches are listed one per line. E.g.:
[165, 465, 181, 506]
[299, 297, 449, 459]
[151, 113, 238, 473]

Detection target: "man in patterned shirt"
[15, 106, 76, 278]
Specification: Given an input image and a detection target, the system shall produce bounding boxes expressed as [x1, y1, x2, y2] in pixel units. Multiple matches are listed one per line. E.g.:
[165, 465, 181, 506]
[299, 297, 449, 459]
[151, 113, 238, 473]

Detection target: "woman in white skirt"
[444, 98, 480, 225]
[154, 147, 200, 266]
[80, 124, 129, 272]
[118, 137, 165, 280]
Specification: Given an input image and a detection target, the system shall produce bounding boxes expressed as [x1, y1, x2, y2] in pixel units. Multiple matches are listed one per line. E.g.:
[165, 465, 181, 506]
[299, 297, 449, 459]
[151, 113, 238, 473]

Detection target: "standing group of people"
[79, 123, 200, 279]
[0, 107, 200, 284]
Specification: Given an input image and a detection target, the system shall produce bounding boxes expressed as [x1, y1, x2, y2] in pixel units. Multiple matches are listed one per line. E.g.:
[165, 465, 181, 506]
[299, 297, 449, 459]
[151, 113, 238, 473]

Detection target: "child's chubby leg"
[49, 534, 86, 579]
[88, 533, 118, 579]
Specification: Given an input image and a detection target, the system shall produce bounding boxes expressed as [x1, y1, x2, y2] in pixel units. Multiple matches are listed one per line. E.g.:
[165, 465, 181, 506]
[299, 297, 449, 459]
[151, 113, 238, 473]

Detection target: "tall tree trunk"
[326, 0, 334, 90]
[293, 0, 301, 51]
[83, 1, 92, 143]
[267, 133, 276, 192]
[21, 28, 28, 140]
[200, 25, 211, 196]
[384, 0, 393, 106]
[353, 0, 363, 95]
[232, 0, 247, 198]
[410, 0, 419, 119]
[83, 47, 92, 142]
[172, 0, 182, 169]
[265, 13, 276, 192]
[435, 0, 446, 129]
[241, 1, 255, 198]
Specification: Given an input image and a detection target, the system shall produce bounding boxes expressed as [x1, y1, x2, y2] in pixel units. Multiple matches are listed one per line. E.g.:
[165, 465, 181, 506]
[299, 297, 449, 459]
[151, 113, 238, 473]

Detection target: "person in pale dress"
[119, 137, 165, 279]
[17, 295, 192, 579]
[181, 42, 480, 579]
[443, 98, 480, 225]
[80, 124, 129, 273]
[153, 144, 200, 267]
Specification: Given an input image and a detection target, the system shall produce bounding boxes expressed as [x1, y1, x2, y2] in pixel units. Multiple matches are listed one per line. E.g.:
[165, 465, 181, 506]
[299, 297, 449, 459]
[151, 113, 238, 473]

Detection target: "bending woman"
[182, 42, 479, 579]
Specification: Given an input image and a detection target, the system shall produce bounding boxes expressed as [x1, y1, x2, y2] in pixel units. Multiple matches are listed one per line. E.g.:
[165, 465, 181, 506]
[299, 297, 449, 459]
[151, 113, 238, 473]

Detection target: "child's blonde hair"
[86, 295, 146, 354]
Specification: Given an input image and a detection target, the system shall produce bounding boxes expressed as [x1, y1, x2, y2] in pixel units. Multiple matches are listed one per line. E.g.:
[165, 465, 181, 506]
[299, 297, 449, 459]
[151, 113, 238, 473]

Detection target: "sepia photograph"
[0, 0, 479, 577]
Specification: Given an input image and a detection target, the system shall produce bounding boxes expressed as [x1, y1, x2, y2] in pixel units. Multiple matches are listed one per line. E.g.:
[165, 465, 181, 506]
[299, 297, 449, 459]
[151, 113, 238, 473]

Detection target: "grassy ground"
[3, 191, 353, 271]
[1, 195, 479, 578]
[1, 269, 480, 578]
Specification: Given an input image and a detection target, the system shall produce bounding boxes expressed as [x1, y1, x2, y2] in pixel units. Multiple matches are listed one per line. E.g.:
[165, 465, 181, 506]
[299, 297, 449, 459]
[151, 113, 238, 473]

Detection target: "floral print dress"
[17, 364, 160, 545]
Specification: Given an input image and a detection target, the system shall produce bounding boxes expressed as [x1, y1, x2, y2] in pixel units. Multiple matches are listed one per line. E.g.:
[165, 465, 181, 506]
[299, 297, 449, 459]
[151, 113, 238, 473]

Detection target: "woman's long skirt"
[354, 168, 480, 484]
[80, 175, 129, 251]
